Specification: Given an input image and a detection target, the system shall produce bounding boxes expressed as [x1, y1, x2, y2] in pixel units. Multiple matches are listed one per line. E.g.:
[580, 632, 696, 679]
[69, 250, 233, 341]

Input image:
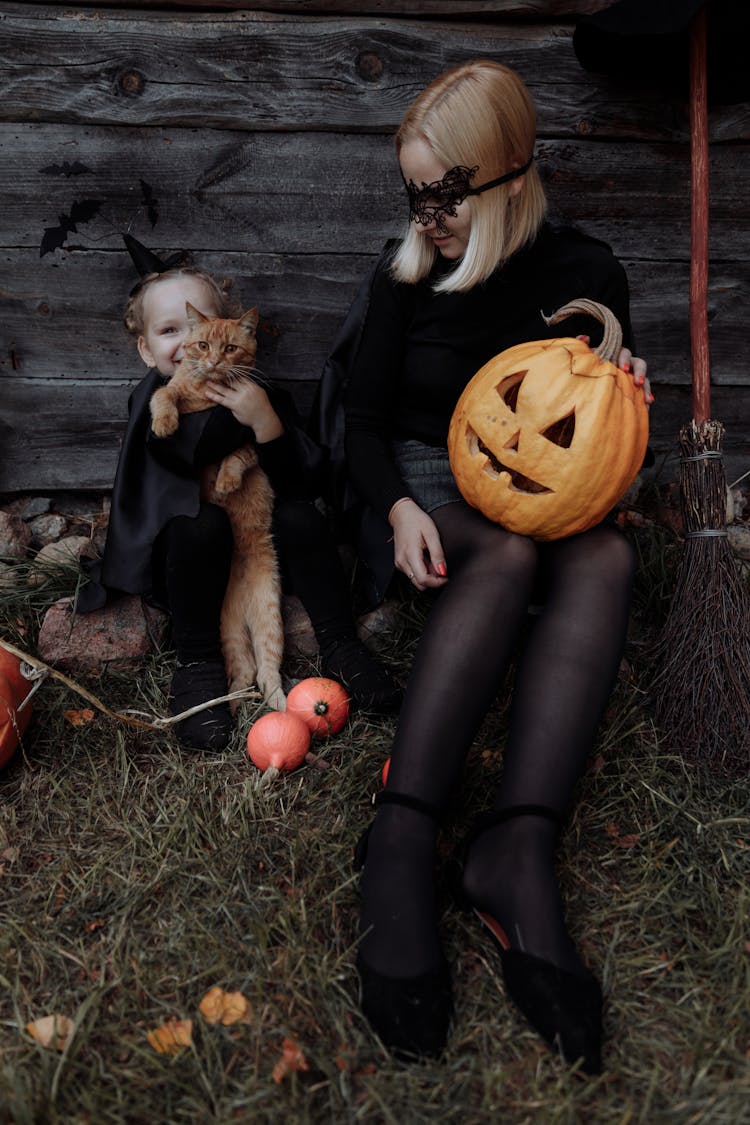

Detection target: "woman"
[344, 60, 652, 1071]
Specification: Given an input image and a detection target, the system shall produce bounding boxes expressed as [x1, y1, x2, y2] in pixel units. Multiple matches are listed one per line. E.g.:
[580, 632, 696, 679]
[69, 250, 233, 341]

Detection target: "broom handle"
[690, 5, 710, 424]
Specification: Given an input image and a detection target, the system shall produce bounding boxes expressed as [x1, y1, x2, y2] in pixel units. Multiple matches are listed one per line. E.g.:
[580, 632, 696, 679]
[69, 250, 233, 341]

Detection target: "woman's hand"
[389, 498, 449, 591]
[617, 346, 654, 407]
[577, 336, 654, 407]
[204, 380, 284, 442]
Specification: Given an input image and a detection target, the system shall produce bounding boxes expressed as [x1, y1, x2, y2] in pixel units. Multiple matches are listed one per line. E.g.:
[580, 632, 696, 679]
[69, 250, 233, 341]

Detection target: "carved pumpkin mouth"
[465, 427, 553, 495]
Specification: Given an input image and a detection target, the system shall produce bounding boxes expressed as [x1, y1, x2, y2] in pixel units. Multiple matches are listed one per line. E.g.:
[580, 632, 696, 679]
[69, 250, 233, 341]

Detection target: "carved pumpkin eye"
[496, 372, 526, 412]
[541, 412, 575, 448]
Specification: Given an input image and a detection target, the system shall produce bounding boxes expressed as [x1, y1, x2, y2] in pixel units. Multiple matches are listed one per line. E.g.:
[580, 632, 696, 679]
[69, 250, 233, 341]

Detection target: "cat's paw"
[149, 390, 179, 437]
[214, 466, 243, 496]
[265, 686, 286, 712]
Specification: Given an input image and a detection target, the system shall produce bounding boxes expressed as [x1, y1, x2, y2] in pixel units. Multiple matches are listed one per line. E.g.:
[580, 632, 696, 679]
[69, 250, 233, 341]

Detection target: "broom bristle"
[651, 420, 750, 773]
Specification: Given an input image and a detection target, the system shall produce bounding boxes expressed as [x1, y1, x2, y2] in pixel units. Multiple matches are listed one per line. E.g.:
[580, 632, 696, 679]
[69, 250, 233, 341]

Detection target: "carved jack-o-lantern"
[447, 299, 649, 540]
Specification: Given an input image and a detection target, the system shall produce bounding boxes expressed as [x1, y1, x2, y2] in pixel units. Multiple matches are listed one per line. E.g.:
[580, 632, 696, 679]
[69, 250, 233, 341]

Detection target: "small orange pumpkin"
[286, 677, 350, 738]
[448, 300, 649, 541]
[0, 647, 33, 768]
[246, 711, 311, 772]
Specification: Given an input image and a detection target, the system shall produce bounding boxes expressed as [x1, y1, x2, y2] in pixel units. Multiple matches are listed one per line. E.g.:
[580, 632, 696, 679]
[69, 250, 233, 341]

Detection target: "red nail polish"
[622, 362, 631, 373]
[436, 562, 447, 577]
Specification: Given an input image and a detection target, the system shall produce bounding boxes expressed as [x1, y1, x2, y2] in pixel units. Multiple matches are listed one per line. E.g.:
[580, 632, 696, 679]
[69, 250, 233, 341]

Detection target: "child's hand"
[204, 380, 284, 442]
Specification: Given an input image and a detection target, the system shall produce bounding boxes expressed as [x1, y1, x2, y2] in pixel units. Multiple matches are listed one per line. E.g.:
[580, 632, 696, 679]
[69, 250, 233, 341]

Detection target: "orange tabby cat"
[150, 303, 285, 712]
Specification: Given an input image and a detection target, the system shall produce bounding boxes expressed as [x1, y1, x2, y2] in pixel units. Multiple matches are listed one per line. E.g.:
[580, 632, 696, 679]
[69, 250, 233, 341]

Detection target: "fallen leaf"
[26, 1014, 74, 1051]
[2, 846, 19, 863]
[64, 708, 95, 727]
[272, 1036, 309, 1084]
[615, 833, 640, 849]
[147, 1017, 193, 1056]
[199, 986, 253, 1026]
[84, 918, 106, 933]
[606, 822, 620, 838]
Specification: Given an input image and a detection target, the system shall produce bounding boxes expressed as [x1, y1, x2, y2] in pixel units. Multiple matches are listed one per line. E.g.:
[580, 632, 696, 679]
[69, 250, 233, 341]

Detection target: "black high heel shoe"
[450, 804, 604, 1075]
[354, 791, 453, 1061]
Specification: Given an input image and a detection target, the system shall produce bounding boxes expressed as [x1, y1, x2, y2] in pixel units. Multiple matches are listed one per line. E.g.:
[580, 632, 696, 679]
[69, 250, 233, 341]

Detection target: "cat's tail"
[242, 544, 286, 713]
[221, 548, 286, 714]
[220, 556, 258, 716]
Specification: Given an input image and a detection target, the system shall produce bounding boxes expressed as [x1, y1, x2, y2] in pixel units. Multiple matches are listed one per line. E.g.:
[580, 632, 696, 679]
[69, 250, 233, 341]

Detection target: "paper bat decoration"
[39, 161, 93, 177]
[40, 198, 103, 257]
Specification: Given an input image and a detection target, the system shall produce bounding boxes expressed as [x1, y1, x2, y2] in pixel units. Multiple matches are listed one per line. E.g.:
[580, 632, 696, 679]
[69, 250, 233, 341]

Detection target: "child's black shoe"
[319, 638, 403, 715]
[169, 660, 234, 751]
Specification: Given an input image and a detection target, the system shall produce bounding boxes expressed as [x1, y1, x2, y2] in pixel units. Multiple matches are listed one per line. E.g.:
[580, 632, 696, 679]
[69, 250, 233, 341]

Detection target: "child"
[78, 236, 401, 751]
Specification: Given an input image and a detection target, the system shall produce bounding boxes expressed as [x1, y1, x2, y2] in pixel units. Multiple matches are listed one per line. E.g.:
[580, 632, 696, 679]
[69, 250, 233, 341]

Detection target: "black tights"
[155, 503, 233, 664]
[359, 502, 634, 978]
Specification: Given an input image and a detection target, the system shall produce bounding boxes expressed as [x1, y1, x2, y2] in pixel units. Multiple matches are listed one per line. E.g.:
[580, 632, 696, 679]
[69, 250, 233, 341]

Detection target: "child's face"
[137, 276, 220, 377]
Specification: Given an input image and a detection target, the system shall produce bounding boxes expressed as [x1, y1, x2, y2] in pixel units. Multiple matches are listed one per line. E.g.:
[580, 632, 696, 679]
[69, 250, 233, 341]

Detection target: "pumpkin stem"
[542, 299, 622, 364]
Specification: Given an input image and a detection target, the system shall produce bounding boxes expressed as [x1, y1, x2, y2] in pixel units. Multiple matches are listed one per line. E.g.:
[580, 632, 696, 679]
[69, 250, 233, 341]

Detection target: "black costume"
[79, 364, 402, 721]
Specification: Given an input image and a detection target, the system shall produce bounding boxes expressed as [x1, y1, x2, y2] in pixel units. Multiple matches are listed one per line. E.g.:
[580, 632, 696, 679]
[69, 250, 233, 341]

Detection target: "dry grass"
[0, 544, 748, 1125]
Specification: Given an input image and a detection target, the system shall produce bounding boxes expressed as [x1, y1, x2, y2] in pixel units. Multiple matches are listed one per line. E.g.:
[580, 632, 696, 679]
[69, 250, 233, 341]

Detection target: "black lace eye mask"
[404, 156, 534, 234]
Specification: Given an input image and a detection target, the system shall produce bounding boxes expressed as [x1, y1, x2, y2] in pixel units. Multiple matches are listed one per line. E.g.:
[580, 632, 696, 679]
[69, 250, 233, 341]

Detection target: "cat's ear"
[185, 302, 210, 326]
[239, 307, 259, 336]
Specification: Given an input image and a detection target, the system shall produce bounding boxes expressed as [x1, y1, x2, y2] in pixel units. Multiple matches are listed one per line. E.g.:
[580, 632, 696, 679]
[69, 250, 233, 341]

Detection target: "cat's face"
[138, 277, 220, 377]
[180, 304, 259, 385]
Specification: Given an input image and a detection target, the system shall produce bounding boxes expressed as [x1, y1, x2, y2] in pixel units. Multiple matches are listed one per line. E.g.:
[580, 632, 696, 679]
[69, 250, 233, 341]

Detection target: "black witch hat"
[123, 233, 189, 291]
[573, 0, 749, 105]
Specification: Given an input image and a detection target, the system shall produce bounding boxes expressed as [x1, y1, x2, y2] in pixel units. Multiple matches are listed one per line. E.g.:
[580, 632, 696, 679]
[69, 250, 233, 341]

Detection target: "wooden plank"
[3, 377, 749, 494]
[3, 125, 748, 262]
[0, 375, 318, 492]
[32, 1, 616, 16]
[0, 250, 377, 385]
[2, 249, 748, 387]
[1, 6, 746, 142]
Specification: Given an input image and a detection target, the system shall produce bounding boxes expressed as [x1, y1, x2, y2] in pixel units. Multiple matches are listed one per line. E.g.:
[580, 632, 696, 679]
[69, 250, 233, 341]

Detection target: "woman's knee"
[441, 507, 539, 582]
[549, 523, 635, 590]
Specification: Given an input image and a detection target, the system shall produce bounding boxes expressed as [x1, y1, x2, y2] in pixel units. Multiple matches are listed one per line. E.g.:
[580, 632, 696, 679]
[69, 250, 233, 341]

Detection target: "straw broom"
[650, 8, 750, 772]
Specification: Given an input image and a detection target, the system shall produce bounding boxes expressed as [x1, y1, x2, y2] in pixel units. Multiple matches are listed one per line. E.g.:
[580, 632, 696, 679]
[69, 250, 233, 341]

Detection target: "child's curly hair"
[123, 266, 241, 336]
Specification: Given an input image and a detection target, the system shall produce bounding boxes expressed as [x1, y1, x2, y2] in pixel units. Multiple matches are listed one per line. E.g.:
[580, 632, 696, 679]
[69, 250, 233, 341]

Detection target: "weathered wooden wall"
[1, 1, 748, 491]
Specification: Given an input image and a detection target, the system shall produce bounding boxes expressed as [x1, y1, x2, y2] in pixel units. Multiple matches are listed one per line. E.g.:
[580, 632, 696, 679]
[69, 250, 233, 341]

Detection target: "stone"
[27, 536, 94, 587]
[357, 598, 402, 641]
[7, 496, 53, 521]
[0, 561, 17, 589]
[37, 595, 169, 674]
[28, 513, 68, 546]
[282, 595, 318, 658]
[728, 523, 750, 560]
[0, 510, 33, 560]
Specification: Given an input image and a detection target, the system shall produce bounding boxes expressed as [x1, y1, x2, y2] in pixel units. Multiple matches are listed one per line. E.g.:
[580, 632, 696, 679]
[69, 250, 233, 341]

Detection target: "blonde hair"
[391, 60, 547, 292]
[123, 266, 239, 336]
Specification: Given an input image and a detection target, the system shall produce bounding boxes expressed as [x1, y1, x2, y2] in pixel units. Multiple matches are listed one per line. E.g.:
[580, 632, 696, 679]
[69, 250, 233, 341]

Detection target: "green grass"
[0, 546, 748, 1125]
